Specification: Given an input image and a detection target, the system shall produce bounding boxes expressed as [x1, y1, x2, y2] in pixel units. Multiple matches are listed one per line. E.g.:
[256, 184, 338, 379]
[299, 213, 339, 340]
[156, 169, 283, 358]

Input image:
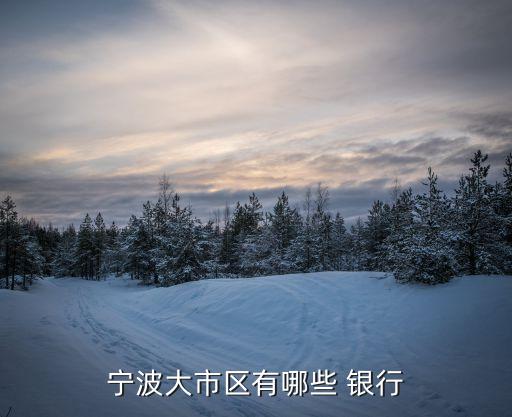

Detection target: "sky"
[0, 0, 511, 226]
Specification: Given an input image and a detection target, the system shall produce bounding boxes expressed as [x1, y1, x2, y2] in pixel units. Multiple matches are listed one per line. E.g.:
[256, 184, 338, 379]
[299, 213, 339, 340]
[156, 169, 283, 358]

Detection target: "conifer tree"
[332, 212, 349, 271]
[267, 191, 300, 273]
[76, 213, 94, 279]
[196, 219, 222, 277]
[219, 204, 235, 272]
[53, 225, 77, 277]
[17, 219, 44, 289]
[364, 199, 391, 270]
[121, 215, 142, 280]
[347, 218, 366, 270]
[453, 151, 507, 274]
[0, 196, 19, 289]
[391, 168, 456, 283]
[93, 213, 106, 280]
[385, 188, 415, 274]
[171, 228, 203, 284]
[310, 185, 334, 271]
[105, 221, 122, 276]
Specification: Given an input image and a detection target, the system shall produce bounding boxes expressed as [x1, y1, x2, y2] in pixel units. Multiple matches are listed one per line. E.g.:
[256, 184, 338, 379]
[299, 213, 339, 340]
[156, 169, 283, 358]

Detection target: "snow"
[1, 272, 511, 417]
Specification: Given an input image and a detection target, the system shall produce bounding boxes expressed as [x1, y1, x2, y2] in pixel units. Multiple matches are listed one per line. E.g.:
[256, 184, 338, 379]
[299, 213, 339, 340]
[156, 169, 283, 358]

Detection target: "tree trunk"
[10, 251, 16, 290]
[468, 244, 476, 275]
[4, 244, 10, 289]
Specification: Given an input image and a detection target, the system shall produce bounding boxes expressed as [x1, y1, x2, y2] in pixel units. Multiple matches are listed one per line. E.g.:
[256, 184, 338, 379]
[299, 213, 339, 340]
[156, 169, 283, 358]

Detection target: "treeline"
[0, 197, 46, 290]
[1, 150, 511, 289]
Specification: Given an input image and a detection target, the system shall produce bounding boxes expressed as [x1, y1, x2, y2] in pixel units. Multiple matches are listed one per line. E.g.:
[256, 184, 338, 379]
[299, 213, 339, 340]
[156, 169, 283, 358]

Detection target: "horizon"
[3, 149, 510, 230]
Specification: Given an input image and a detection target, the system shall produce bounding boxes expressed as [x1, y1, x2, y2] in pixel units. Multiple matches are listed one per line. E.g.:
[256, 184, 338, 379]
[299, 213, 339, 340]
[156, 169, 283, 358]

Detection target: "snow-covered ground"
[1, 272, 511, 417]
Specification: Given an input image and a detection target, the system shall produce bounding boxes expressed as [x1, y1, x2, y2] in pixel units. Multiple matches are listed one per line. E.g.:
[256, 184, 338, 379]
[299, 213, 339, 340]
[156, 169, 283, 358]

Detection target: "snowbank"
[1, 272, 511, 417]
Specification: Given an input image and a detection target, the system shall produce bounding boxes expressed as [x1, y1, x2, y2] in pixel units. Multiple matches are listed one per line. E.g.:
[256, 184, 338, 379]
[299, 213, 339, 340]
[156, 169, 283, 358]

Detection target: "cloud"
[467, 112, 512, 142]
[0, 0, 511, 225]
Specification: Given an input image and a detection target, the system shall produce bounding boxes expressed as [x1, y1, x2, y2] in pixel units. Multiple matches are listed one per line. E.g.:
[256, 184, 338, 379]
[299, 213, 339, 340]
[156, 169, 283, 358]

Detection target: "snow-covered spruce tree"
[286, 188, 314, 272]
[35, 223, 60, 276]
[363, 199, 391, 271]
[53, 224, 77, 277]
[493, 153, 512, 273]
[391, 168, 457, 283]
[76, 213, 95, 279]
[17, 218, 44, 289]
[122, 203, 158, 285]
[0, 196, 19, 289]
[0, 197, 46, 289]
[231, 193, 264, 276]
[239, 217, 274, 277]
[266, 191, 301, 274]
[171, 230, 203, 285]
[332, 212, 350, 271]
[93, 213, 106, 280]
[453, 151, 509, 275]
[310, 183, 334, 271]
[141, 201, 160, 284]
[384, 188, 415, 277]
[154, 192, 181, 284]
[158, 197, 205, 286]
[104, 221, 122, 276]
[219, 198, 246, 274]
[151, 175, 178, 284]
[346, 218, 367, 270]
[195, 218, 222, 278]
[503, 153, 512, 245]
[285, 183, 336, 273]
[120, 215, 142, 280]
[219, 204, 236, 274]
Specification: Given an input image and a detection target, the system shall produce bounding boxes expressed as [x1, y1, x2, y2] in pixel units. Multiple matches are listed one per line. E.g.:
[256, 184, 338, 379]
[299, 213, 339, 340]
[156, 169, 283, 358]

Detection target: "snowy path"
[1, 272, 511, 417]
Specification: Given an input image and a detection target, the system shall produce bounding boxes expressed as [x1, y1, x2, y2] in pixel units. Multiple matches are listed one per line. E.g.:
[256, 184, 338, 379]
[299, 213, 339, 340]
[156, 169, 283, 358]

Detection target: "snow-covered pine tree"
[219, 204, 236, 273]
[347, 217, 367, 271]
[288, 187, 314, 272]
[121, 215, 142, 280]
[332, 212, 349, 271]
[391, 168, 456, 283]
[384, 188, 415, 276]
[285, 184, 333, 273]
[53, 224, 77, 277]
[171, 231, 203, 284]
[234, 193, 264, 276]
[76, 213, 94, 279]
[93, 213, 106, 280]
[151, 174, 177, 283]
[158, 196, 205, 285]
[104, 221, 122, 276]
[17, 218, 44, 289]
[137, 201, 159, 285]
[311, 183, 334, 271]
[220, 193, 264, 275]
[453, 150, 508, 274]
[363, 199, 391, 271]
[159, 192, 181, 281]
[35, 223, 60, 276]
[239, 217, 273, 277]
[495, 153, 512, 272]
[195, 219, 222, 278]
[265, 191, 300, 273]
[412, 167, 457, 282]
[0, 196, 18, 289]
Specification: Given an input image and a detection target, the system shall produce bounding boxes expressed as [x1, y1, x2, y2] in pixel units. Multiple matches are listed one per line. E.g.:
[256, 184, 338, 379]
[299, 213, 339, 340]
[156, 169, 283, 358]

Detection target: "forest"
[1, 150, 511, 290]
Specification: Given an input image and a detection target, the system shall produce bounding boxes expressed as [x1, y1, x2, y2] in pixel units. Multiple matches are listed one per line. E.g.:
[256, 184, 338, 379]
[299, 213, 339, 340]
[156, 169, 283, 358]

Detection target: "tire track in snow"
[68, 282, 279, 417]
